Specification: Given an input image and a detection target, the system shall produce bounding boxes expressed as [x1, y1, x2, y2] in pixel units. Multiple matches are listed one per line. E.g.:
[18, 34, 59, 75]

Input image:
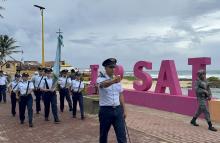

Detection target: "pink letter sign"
[114, 65, 124, 79]
[188, 57, 211, 97]
[155, 60, 182, 95]
[87, 65, 99, 95]
[133, 61, 152, 91]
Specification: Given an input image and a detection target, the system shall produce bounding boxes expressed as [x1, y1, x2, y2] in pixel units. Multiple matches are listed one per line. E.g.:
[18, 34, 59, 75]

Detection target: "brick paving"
[0, 95, 168, 143]
[126, 104, 220, 143]
[1, 95, 220, 143]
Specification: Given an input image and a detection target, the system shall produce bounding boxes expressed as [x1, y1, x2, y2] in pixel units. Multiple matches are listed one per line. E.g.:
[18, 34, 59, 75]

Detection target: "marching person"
[71, 72, 85, 120]
[96, 58, 127, 143]
[58, 69, 73, 112]
[17, 72, 34, 127]
[31, 67, 44, 114]
[0, 70, 8, 103]
[190, 69, 217, 132]
[40, 68, 60, 123]
[8, 73, 21, 116]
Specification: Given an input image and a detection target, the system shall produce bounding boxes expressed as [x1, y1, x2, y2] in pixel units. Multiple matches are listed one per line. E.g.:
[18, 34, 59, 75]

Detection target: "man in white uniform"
[0, 70, 8, 103]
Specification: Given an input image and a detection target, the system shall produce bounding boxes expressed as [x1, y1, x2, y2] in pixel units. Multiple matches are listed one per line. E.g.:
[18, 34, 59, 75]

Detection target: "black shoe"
[81, 116, 85, 120]
[60, 110, 63, 112]
[209, 126, 218, 132]
[190, 117, 199, 126]
[12, 114, 15, 117]
[36, 111, 40, 114]
[73, 115, 76, 118]
[45, 118, 50, 121]
[54, 119, 60, 124]
[208, 122, 217, 132]
[29, 123, 33, 128]
[69, 108, 73, 112]
[20, 121, 24, 124]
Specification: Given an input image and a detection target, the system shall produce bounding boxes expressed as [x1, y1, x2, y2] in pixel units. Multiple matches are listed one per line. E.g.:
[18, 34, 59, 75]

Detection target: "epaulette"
[99, 72, 106, 78]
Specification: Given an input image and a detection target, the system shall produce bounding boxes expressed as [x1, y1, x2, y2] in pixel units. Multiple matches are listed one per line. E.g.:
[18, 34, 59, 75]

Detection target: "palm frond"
[0, 5, 5, 18]
[0, 35, 20, 61]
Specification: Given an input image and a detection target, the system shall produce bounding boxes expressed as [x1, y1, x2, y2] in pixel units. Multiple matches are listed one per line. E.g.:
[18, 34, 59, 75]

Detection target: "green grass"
[123, 76, 136, 81]
[207, 76, 220, 88]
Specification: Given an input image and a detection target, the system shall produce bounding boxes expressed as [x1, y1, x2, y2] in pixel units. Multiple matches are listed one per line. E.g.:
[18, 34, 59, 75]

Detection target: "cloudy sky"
[0, 0, 220, 71]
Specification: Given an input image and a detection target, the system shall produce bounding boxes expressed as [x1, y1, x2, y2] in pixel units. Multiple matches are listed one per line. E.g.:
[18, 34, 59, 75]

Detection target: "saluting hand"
[112, 75, 121, 83]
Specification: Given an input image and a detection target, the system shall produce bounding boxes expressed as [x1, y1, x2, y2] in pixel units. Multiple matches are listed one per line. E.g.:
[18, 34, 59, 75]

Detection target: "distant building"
[0, 61, 22, 74]
[0, 60, 74, 76]
[45, 61, 74, 72]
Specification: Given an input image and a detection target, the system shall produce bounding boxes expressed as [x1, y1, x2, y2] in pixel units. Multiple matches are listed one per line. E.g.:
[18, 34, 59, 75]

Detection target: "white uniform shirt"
[8, 80, 20, 92]
[0, 75, 7, 85]
[17, 80, 34, 95]
[58, 77, 71, 88]
[96, 74, 123, 106]
[31, 75, 44, 88]
[71, 80, 84, 92]
[41, 77, 53, 89]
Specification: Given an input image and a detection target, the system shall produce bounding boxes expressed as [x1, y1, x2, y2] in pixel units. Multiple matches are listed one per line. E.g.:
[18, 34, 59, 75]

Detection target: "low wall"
[209, 99, 220, 123]
[123, 89, 199, 117]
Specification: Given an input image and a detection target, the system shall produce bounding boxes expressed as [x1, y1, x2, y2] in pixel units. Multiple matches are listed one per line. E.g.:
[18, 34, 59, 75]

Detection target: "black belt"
[100, 105, 120, 109]
[20, 94, 32, 97]
[72, 91, 82, 94]
[45, 91, 56, 94]
[60, 87, 68, 90]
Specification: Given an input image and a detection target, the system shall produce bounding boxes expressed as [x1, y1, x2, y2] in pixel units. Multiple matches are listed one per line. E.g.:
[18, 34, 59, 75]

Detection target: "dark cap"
[22, 72, 29, 77]
[44, 68, 53, 73]
[102, 58, 117, 68]
[75, 72, 81, 77]
[71, 69, 75, 73]
[61, 69, 68, 73]
[15, 74, 21, 78]
[38, 67, 43, 71]
[0, 70, 3, 73]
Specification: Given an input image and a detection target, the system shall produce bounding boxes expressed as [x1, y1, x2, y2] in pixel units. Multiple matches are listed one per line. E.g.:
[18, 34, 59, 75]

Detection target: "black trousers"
[0, 85, 6, 102]
[34, 89, 43, 112]
[99, 106, 127, 143]
[72, 92, 84, 118]
[19, 95, 33, 124]
[11, 91, 17, 115]
[59, 88, 72, 111]
[44, 91, 59, 121]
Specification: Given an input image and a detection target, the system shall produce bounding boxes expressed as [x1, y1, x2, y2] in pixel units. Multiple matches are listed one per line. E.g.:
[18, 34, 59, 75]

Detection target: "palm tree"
[0, 6, 4, 18]
[0, 35, 20, 62]
[0, 0, 6, 18]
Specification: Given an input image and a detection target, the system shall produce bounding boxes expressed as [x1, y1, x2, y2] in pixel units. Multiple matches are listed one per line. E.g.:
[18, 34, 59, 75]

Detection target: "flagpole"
[52, 28, 63, 88]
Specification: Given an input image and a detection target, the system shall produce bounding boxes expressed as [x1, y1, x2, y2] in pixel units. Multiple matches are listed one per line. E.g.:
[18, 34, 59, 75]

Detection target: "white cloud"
[1, 0, 220, 70]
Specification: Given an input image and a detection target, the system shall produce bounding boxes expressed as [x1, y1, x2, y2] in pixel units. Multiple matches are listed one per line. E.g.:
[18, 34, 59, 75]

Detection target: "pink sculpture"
[87, 57, 212, 117]
[155, 60, 182, 95]
[133, 61, 152, 91]
[114, 65, 124, 79]
[87, 65, 99, 95]
[188, 57, 211, 97]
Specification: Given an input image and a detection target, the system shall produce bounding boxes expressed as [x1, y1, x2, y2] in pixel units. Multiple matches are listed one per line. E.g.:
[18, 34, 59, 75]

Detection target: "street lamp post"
[34, 5, 45, 66]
